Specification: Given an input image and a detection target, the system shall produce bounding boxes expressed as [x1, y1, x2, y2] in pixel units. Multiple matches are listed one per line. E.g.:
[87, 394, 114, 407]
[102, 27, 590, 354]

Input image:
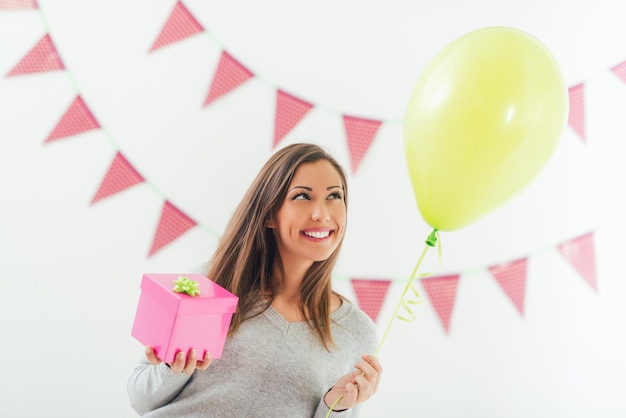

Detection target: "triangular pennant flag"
[610, 60, 626, 84]
[6, 33, 64, 77]
[0, 0, 38, 9]
[91, 152, 145, 204]
[148, 201, 197, 257]
[488, 258, 528, 316]
[351, 279, 392, 323]
[44, 96, 100, 143]
[421, 274, 460, 334]
[148, 1, 204, 52]
[567, 83, 585, 143]
[203, 51, 254, 106]
[342, 115, 382, 174]
[557, 232, 597, 291]
[273, 90, 314, 148]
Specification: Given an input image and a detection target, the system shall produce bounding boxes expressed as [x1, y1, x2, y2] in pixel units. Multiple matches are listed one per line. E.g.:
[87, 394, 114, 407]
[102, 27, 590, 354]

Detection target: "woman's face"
[268, 160, 347, 268]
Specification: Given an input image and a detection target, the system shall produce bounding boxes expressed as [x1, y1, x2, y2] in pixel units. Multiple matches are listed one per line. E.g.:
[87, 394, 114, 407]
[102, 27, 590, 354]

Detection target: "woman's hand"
[324, 354, 382, 411]
[145, 346, 212, 375]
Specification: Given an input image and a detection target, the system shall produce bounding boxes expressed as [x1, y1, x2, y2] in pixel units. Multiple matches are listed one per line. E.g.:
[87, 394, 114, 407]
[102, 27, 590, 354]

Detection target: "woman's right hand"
[145, 346, 212, 375]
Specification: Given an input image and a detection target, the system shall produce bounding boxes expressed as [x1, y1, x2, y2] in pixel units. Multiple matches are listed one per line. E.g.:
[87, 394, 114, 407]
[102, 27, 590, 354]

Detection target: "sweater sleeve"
[313, 396, 353, 418]
[127, 356, 192, 415]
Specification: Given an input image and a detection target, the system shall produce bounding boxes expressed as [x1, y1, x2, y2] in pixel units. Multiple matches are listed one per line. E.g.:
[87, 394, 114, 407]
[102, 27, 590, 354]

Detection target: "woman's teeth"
[304, 231, 330, 239]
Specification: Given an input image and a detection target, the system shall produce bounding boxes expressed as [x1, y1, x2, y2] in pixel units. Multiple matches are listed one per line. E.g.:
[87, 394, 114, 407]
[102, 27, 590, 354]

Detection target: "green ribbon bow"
[172, 276, 201, 297]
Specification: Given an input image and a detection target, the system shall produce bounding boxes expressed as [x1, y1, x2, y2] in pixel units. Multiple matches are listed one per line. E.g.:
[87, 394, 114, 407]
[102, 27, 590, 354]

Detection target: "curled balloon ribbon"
[394, 281, 422, 323]
[325, 229, 441, 416]
[172, 276, 201, 297]
[375, 228, 440, 356]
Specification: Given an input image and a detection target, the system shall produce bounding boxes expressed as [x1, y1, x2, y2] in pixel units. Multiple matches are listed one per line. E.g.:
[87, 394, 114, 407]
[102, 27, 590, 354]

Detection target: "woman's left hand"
[324, 354, 382, 411]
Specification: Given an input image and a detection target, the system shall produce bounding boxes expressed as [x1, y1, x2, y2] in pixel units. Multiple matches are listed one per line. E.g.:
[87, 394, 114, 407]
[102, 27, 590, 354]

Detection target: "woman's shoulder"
[332, 298, 379, 348]
[331, 299, 378, 354]
[341, 299, 377, 329]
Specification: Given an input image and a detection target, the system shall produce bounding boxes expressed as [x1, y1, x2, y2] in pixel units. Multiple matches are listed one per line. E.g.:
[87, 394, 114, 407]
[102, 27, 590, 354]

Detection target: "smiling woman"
[3, 2, 626, 417]
[127, 143, 382, 417]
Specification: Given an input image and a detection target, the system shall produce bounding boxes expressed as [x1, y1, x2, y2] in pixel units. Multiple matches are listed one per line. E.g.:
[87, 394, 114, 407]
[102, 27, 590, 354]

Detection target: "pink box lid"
[141, 273, 238, 315]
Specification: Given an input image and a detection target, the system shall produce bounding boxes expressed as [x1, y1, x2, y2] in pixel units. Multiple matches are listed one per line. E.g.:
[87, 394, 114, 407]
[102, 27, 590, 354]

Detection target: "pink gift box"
[131, 273, 238, 363]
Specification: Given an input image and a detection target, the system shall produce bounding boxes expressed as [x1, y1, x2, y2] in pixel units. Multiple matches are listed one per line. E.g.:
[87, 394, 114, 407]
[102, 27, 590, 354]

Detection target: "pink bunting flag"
[91, 152, 145, 204]
[342, 115, 381, 174]
[421, 275, 460, 334]
[568, 83, 586, 143]
[557, 232, 597, 292]
[44, 96, 100, 143]
[351, 279, 392, 323]
[0, 0, 37, 9]
[273, 90, 313, 148]
[610, 60, 626, 84]
[203, 52, 254, 107]
[148, 201, 197, 257]
[6, 34, 64, 76]
[148, 1, 204, 52]
[488, 258, 528, 316]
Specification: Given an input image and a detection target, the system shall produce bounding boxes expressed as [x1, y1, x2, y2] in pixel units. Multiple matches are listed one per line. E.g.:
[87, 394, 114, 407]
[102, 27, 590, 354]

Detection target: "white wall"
[1, 1, 625, 417]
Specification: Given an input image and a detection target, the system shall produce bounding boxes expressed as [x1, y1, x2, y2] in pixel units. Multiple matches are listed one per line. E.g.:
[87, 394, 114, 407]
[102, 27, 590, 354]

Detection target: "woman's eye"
[292, 192, 310, 200]
[328, 192, 344, 200]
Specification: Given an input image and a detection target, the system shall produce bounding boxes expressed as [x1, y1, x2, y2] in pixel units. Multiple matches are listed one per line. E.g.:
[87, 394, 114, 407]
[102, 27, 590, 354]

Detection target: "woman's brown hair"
[205, 143, 348, 351]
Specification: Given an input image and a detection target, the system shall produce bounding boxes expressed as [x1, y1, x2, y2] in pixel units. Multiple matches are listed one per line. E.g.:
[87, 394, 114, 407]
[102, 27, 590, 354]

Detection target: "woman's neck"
[273, 259, 311, 300]
[268, 259, 309, 320]
[268, 260, 342, 322]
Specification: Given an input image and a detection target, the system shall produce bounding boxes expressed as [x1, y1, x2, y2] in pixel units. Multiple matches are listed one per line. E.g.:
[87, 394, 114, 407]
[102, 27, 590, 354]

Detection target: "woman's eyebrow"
[288, 186, 313, 192]
[288, 185, 343, 192]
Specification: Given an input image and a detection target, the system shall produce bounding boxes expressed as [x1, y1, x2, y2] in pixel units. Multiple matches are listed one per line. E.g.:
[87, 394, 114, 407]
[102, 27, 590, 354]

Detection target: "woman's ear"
[266, 217, 276, 228]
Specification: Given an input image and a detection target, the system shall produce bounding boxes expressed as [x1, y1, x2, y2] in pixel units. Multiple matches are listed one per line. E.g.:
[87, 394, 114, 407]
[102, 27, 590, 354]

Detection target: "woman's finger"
[355, 360, 376, 381]
[342, 381, 360, 406]
[145, 346, 162, 366]
[195, 351, 212, 370]
[362, 354, 382, 393]
[353, 374, 372, 399]
[182, 349, 198, 375]
[170, 351, 186, 373]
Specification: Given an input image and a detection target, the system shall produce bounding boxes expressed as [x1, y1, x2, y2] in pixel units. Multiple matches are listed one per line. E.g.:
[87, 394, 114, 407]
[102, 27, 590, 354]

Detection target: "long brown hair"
[205, 143, 348, 350]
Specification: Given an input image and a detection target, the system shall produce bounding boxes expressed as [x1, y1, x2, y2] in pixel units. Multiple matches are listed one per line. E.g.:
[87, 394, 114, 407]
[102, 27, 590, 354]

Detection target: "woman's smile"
[301, 228, 334, 240]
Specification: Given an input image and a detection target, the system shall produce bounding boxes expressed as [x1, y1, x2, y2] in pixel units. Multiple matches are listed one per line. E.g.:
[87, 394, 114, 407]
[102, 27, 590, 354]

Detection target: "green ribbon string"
[374, 228, 440, 356]
[325, 229, 442, 417]
[172, 276, 201, 297]
[395, 282, 422, 322]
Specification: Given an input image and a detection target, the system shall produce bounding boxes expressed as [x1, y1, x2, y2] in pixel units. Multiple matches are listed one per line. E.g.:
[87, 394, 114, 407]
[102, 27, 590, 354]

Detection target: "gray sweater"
[127, 299, 379, 417]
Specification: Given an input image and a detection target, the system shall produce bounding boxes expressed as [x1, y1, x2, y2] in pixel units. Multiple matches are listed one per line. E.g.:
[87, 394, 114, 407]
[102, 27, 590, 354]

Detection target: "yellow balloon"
[404, 27, 568, 231]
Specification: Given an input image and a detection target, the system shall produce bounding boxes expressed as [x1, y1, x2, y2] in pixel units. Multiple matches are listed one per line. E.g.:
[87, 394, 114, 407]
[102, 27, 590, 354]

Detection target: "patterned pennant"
[273, 90, 313, 148]
[148, 1, 204, 52]
[0, 0, 37, 9]
[557, 232, 597, 291]
[44, 96, 100, 143]
[610, 60, 626, 84]
[421, 274, 460, 334]
[488, 258, 528, 316]
[342, 115, 382, 174]
[6, 34, 64, 76]
[91, 152, 145, 204]
[148, 201, 197, 257]
[351, 279, 392, 323]
[203, 51, 254, 106]
[568, 83, 585, 143]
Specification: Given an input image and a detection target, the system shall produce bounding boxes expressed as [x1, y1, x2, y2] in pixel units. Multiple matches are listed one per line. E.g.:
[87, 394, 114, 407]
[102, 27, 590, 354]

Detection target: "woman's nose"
[311, 202, 330, 222]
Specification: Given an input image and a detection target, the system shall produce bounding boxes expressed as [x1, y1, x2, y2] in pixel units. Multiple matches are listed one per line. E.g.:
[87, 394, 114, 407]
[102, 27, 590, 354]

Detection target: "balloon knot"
[425, 229, 438, 247]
